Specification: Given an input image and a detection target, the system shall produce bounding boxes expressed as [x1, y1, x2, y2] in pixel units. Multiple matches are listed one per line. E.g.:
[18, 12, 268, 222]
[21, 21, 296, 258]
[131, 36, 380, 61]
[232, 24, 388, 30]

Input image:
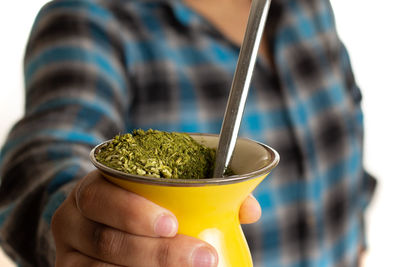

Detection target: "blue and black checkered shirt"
[0, 0, 376, 266]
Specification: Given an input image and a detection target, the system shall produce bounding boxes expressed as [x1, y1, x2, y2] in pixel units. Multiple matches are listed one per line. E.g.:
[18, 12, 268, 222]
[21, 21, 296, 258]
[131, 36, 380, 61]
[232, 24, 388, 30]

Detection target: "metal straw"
[213, 0, 272, 178]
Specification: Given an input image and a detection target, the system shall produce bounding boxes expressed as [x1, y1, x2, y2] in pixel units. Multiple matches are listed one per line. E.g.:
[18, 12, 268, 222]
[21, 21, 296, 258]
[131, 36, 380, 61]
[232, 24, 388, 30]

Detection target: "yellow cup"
[90, 133, 279, 267]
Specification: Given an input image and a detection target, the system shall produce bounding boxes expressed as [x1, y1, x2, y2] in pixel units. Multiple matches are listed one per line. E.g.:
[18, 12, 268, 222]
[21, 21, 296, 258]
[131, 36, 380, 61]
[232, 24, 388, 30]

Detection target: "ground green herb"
[96, 129, 217, 179]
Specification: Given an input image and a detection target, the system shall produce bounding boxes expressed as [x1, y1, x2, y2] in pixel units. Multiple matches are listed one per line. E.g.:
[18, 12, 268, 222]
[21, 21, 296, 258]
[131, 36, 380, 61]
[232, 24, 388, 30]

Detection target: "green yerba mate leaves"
[95, 129, 217, 179]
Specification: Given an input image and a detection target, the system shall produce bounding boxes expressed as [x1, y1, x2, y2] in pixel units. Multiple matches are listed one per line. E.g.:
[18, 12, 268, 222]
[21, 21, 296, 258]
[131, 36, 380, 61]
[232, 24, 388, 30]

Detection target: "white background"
[0, 1, 399, 266]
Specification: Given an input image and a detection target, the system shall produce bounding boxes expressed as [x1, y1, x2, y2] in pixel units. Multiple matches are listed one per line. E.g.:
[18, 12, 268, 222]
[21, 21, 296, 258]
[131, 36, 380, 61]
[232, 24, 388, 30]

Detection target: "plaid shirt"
[0, 0, 376, 266]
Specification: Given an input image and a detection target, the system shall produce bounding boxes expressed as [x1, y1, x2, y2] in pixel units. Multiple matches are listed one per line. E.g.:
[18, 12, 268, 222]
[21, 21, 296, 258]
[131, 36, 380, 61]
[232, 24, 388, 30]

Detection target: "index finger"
[74, 170, 178, 238]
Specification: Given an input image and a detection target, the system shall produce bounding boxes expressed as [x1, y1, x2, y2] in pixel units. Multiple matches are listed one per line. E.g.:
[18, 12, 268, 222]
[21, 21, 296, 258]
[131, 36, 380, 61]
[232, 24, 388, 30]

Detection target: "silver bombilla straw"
[213, 0, 272, 177]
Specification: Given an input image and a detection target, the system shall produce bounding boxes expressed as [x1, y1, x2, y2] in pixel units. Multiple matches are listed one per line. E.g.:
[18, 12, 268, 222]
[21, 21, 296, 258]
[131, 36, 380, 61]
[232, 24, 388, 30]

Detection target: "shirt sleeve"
[337, 32, 377, 251]
[0, 1, 130, 265]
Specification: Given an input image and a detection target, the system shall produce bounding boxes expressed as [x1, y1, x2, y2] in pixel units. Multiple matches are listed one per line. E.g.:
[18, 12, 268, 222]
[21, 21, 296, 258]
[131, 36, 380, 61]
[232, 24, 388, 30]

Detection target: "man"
[0, 0, 375, 266]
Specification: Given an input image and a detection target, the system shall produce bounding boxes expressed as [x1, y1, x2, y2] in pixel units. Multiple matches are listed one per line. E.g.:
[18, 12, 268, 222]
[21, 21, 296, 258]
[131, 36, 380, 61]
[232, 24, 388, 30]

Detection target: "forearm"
[0, 112, 115, 266]
[0, 1, 130, 265]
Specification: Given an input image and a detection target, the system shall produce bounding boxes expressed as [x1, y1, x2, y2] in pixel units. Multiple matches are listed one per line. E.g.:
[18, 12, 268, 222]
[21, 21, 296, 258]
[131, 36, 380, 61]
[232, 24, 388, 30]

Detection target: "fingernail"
[154, 214, 177, 237]
[191, 246, 217, 267]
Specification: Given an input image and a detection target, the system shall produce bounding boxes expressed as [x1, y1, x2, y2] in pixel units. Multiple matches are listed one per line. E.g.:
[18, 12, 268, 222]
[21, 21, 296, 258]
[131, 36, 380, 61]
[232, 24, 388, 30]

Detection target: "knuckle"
[56, 255, 79, 267]
[54, 254, 66, 267]
[75, 180, 97, 214]
[92, 225, 124, 258]
[51, 203, 65, 239]
[51, 208, 60, 234]
[57, 252, 113, 267]
[87, 262, 111, 267]
[154, 240, 172, 267]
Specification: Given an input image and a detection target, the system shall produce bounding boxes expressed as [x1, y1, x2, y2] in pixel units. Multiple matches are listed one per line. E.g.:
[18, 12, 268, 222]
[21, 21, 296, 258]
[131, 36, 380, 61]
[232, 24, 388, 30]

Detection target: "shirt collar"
[136, 0, 211, 29]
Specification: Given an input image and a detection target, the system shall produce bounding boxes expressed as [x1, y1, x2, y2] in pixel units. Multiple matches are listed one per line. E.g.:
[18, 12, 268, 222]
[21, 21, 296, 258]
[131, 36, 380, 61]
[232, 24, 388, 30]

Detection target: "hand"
[51, 170, 261, 267]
